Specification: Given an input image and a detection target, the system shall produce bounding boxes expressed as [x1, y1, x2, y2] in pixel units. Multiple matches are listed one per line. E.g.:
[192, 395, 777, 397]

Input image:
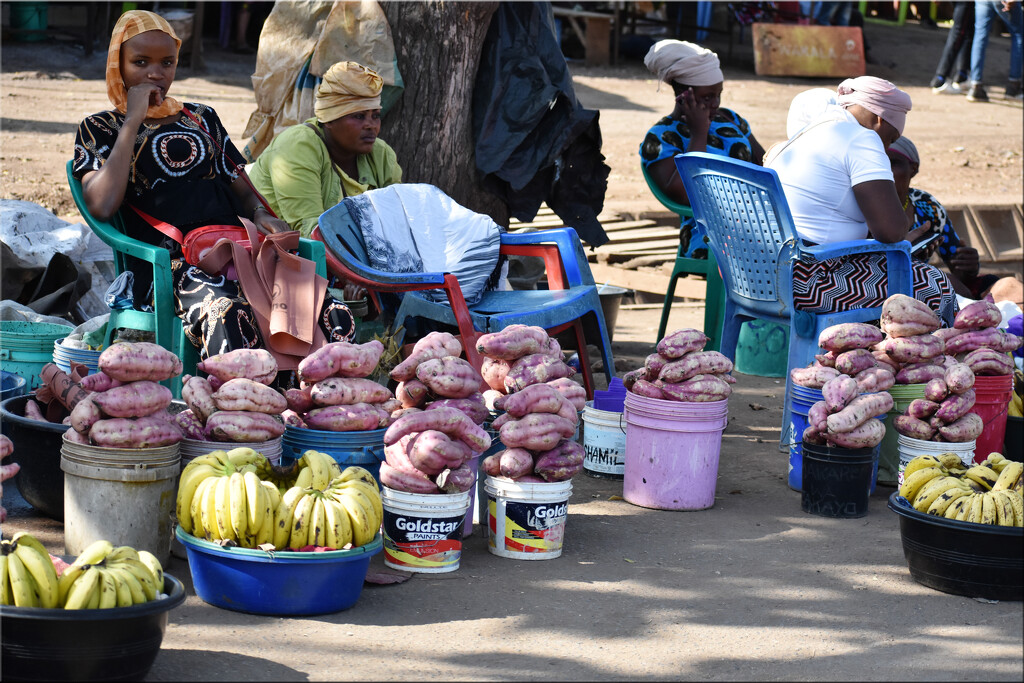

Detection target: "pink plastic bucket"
[969, 374, 1013, 463]
[622, 392, 729, 510]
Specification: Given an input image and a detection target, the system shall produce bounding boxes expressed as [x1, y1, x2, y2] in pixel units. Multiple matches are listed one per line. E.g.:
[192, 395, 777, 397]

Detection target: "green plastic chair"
[66, 160, 327, 398]
[641, 163, 725, 350]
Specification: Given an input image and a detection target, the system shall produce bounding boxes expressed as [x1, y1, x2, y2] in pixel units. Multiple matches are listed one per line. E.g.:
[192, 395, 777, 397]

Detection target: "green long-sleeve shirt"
[248, 118, 402, 237]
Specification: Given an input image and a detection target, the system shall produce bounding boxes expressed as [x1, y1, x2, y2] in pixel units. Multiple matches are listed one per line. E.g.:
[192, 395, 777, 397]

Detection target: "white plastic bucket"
[179, 437, 282, 468]
[896, 434, 976, 487]
[582, 401, 626, 479]
[485, 476, 572, 560]
[380, 486, 471, 573]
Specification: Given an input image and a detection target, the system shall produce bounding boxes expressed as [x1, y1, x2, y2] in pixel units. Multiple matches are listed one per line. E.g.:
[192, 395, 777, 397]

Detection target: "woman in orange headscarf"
[72, 10, 355, 362]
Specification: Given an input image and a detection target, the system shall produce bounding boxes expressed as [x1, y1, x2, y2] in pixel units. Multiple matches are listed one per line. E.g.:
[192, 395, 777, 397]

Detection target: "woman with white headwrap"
[639, 40, 766, 258]
[249, 61, 402, 239]
[73, 11, 355, 363]
[766, 76, 958, 325]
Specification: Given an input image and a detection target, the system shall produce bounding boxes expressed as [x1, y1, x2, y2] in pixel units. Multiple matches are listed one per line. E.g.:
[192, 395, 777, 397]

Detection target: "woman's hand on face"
[677, 89, 711, 135]
[125, 83, 162, 121]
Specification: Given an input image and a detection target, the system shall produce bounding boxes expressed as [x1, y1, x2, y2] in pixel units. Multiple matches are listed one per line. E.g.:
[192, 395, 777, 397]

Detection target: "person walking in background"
[930, 1, 975, 93]
[966, 0, 1023, 101]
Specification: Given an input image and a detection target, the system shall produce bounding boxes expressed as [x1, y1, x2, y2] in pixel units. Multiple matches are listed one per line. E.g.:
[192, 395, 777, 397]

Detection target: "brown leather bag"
[198, 223, 328, 371]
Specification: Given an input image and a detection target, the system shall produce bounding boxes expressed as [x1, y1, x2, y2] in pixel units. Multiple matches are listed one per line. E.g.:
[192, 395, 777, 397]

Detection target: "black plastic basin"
[0, 574, 185, 681]
[0, 394, 66, 520]
[888, 492, 1023, 601]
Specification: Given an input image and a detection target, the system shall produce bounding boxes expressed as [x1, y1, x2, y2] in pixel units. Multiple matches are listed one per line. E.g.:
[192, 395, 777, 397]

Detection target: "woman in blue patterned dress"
[639, 40, 766, 258]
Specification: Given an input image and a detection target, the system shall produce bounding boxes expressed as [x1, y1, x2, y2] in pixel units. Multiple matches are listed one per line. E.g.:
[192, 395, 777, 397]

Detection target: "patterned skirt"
[792, 253, 958, 326]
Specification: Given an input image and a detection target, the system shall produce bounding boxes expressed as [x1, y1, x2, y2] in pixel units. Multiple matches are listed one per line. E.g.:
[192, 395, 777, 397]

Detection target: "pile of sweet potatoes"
[482, 381, 586, 483]
[280, 341, 399, 433]
[476, 324, 576, 398]
[802, 372, 892, 449]
[942, 298, 1021, 375]
[893, 361, 983, 443]
[792, 321, 896, 392]
[66, 341, 184, 448]
[379, 407, 491, 494]
[621, 328, 735, 402]
[388, 331, 489, 426]
[178, 348, 287, 442]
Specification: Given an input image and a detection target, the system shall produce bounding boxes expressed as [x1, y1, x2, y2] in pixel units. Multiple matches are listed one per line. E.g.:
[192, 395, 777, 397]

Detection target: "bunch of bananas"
[1, 532, 60, 608]
[899, 453, 1024, 526]
[1009, 369, 1023, 418]
[176, 447, 383, 550]
[1, 536, 163, 609]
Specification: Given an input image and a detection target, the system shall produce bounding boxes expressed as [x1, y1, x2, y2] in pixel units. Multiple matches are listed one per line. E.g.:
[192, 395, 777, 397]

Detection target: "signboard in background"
[752, 23, 865, 77]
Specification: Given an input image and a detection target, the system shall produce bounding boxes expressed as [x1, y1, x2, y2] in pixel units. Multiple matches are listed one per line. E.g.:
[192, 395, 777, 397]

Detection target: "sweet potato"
[416, 356, 485, 399]
[481, 357, 513, 393]
[281, 409, 308, 429]
[659, 374, 732, 402]
[802, 424, 827, 445]
[658, 351, 734, 383]
[510, 474, 547, 483]
[436, 464, 476, 493]
[390, 331, 463, 382]
[826, 393, 894, 434]
[808, 400, 830, 432]
[832, 349, 877, 376]
[379, 461, 440, 494]
[78, 371, 122, 393]
[815, 351, 837, 368]
[818, 323, 885, 353]
[23, 399, 46, 422]
[204, 411, 285, 442]
[935, 388, 976, 424]
[476, 325, 550, 360]
[963, 348, 1014, 376]
[894, 414, 937, 440]
[884, 334, 945, 364]
[790, 365, 841, 388]
[923, 378, 949, 402]
[953, 299, 1001, 330]
[822, 375, 859, 413]
[499, 448, 536, 479]
[945, 327, 1010, 355]
[70, 394, 102, 434]
[498, 413, 576, 451]
[880, 294, 940, 336]
[310, 377, 393, 407]
[944, 363, 975, 395]
[490, 411, 514, 430]
[546, 377, 587, 411]
[283, 386, 315, 413]
[174, 408, 208, 440]
[305, 403, 387, 432]
[656, 328, 708, 359]
[999, 332, 1023, 353]
[182, 375, 218, 424]
[89, 415, 183, 448]
[396, 379, 430, 409]
[383, 433, 419, 473]
[297, 340, 384, 383]
[825, 417, 885, 448]
[534, 440, 585, 482]
[630, 379, 665, 399]
[63, 427, 90, 445]
[197, 348, 277, 385]
[481, 453, 502, 477]
[494, 382, 566, 417]
[937, 412, 984, 443]
[540, 337, 564, 360]
[932, 327, 966, 343]
[425, 394, 490, 425]
[622, 368, 649, 391]
[895, 364, 945, 385]
[869, 349, 902, 375]
[854, 367, 895, 394]
[644, 352, 671, 376]
[97, 341, 182, 383]
[384, 407, 491, 453]
[907, 398, 941, 420]
[934, 354, 959, 370]
[211, 378, 288, 414]
[503, 354, 575, 393]
[408, 430, 471, 475]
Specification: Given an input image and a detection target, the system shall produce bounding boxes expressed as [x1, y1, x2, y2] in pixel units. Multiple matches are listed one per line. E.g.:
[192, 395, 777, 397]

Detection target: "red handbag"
[129, 206, 265, 271]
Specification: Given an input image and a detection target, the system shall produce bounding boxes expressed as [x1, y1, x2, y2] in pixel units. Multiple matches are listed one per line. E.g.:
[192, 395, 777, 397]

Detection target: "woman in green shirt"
[249, 61, 402, 239]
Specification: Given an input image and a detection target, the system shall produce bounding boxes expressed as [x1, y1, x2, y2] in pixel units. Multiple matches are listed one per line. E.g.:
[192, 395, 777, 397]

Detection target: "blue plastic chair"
[673, 152, 913, 452]
[315, 200, 615, 399]
[66, 160, 326, 398]
[641, 162, 725, 351]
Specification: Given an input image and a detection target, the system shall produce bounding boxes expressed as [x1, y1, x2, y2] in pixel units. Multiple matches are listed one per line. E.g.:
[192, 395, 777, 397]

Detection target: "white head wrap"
[836, 76, 913, 135]
[786, 88, 841, 138]
[644, 39, 723, 87]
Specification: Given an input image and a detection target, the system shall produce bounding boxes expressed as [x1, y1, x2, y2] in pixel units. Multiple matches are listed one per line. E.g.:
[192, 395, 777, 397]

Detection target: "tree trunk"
[380, 1, 507, 225]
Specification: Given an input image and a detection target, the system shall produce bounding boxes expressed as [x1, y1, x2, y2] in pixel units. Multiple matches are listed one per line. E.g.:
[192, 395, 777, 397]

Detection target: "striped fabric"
[792, 253, 959, 326]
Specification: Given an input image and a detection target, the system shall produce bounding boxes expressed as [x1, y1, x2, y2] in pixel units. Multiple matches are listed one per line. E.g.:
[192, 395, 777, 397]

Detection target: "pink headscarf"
[836, 76, 912, 135]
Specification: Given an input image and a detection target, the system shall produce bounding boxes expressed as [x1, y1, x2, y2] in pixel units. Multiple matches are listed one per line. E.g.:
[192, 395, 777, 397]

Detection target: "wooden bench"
[552, 6, 612, 67]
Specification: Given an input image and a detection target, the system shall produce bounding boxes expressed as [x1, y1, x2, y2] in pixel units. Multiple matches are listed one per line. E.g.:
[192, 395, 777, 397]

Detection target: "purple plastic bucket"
[622, 392, 729, 510]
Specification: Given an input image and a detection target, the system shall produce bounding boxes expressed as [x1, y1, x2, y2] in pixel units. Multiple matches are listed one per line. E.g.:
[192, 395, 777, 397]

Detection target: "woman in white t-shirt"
[766, 79, 958, 325]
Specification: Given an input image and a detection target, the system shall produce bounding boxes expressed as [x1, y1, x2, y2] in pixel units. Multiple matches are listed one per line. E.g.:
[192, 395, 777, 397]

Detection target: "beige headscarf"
[836, 76, 912, 135]
[106, 10, 183, 119]
[644, 40, 724, 87]
[314, 62, 383, 123]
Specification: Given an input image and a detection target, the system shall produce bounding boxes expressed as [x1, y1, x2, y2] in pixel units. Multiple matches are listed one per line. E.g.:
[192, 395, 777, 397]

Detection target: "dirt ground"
[1, 15, 1023, 683]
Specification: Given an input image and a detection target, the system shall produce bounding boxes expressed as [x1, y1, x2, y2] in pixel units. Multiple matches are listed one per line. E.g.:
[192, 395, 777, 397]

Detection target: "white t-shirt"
[766, 108, 893, 245]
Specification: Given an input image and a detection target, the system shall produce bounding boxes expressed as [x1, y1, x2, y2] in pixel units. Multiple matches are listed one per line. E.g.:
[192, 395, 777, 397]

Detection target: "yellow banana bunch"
[1009, 391, 1023, 418]
[900, 454, 1024, 526]
[1, 533, 60, 608]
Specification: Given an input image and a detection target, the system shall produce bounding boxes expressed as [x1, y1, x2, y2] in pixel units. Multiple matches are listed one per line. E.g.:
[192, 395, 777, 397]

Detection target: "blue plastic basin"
[175, 525, 382, 616]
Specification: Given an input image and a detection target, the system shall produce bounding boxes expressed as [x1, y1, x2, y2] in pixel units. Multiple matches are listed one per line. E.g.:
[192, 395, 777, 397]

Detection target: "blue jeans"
[970, 0, 1023, 84]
